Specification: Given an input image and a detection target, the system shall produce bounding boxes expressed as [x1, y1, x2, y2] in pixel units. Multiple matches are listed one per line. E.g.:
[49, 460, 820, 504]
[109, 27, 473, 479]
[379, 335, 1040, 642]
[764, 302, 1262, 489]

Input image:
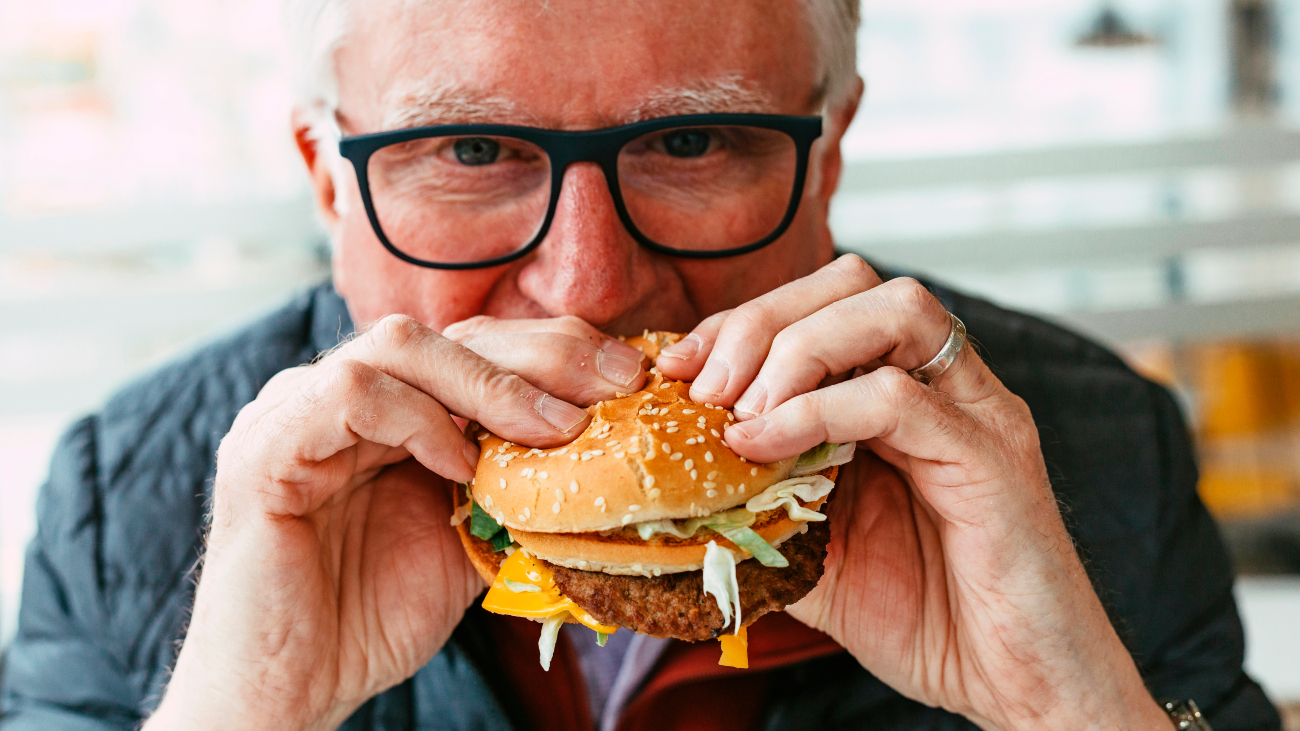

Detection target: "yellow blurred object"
[718, 625, 749, 668]
[1198, 465, 1299, 517]
[1197, 343, 1300, 438]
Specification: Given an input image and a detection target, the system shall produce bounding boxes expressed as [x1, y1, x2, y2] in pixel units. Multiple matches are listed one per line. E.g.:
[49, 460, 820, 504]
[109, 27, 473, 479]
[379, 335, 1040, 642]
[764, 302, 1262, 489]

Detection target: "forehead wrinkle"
[380, 79, 541, 130]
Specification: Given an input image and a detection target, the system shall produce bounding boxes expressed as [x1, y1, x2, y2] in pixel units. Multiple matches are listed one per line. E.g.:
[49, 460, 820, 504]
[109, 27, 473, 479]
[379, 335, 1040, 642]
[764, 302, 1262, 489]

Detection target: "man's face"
[310, 0, 856, 334]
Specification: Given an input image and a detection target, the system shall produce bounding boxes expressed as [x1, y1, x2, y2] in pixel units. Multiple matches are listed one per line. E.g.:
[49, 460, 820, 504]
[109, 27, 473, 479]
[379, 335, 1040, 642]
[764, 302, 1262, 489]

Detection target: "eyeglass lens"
[365, 125, 798, 266]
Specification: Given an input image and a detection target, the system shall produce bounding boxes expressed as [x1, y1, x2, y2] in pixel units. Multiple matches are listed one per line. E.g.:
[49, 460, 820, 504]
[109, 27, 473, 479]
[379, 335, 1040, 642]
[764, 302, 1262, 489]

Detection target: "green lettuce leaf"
[470, 501, 502, 540]
[503, 579, 541, 593]
[797, 441, 837, 466]
[489, 528, 513, 552]
[597, 632, 609, 647]
[711, 525, 789, 568]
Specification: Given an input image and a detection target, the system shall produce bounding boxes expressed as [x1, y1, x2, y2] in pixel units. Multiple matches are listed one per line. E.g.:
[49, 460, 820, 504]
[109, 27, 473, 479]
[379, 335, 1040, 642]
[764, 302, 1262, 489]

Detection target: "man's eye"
[662, 129, 713, 158]
[453, 137, 501, 165]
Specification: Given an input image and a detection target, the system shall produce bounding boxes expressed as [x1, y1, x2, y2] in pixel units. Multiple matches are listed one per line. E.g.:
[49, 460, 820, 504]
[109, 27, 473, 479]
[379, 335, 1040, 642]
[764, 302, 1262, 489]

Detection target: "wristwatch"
[1162, 700, 1212, 730]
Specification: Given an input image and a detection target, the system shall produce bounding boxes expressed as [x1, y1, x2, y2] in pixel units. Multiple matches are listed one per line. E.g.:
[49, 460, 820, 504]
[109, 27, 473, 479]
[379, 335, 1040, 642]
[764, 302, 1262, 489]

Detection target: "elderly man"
[0, 1, 1281, 729]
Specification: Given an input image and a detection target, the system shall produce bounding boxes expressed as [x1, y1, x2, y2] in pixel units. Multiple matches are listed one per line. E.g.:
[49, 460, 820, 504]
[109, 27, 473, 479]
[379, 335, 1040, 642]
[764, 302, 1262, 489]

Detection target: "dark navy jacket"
[0, 281, 1281, 730]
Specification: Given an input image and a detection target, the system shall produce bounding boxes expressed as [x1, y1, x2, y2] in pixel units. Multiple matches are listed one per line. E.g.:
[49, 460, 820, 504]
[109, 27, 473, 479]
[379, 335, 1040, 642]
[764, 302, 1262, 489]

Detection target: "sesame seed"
[653, 423, 660, 431]
[606, 440, 619, 447]
[659, 382, 670, 389]
[622, 514, 634, 524]
[667, 421, 678, 426]
[570, 453, 579, 460]
[629, 504, 641, 512]
[685, 437, 697, 445]
[527, 571, 542, 581]
[484, 495, 494, 508]
[727, 413, 735, 421]
[628, 444, 640, 453]
[683, 409, 695, 414]
[704, 451, 714, 463]
[711, 429, 721, 437]
[503, 442, 514, 448]
[521, 468, 535, 478]
[707, 470, 718, 480]
[594, 496, 605, 506]
[499, 478, 507, 489]
[726, 485, 735, 495]
[614, 451, 625, 458]
[524, 508, 530, 518]
[738, 483, 746, 493]
[750, 467, 758, 476]
[645, 475, 656, 489]
[642, 393, 654, 400]
[662, 443, 671, 454]
[554, 448, 568, 456]
[539, 471, 549, 480]
[653, 568, 662, 576]
[477, 433, 489, 440]
[591, 450, 603, 456]
[691, 469, 698, 479]
[707, 489, 718, 498]
[665, 427, 679, 433]
[685, 458, 694, 470]
[670, 452, 683, 461]
[497, 445, 507, 453]
[581, 452, 593, 461]
[519, 514, 528, 522]
[555, 489, 564, 501]
[704, 481, 717, 488]
[648, 488, 662, 499]
[496, 460, 507, 468]
[570, 480, 580, 494]
[552, 502, 561, 514]
[739, 456, 746, 462]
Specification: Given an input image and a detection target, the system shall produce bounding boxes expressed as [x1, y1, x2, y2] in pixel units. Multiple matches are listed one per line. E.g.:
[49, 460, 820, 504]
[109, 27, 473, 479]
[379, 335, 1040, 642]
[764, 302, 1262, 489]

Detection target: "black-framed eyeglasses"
[338, 113, 823, 270]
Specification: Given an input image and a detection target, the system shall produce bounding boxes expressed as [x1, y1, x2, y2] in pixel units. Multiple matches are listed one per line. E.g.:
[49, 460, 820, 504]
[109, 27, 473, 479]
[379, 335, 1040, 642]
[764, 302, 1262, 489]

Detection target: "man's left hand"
[656, 254, 1170, 731]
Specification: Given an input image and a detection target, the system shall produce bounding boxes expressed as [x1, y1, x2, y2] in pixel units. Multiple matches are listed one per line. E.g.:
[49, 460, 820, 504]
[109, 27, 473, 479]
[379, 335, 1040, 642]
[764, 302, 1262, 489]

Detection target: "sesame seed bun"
[469, 374, 799, 533]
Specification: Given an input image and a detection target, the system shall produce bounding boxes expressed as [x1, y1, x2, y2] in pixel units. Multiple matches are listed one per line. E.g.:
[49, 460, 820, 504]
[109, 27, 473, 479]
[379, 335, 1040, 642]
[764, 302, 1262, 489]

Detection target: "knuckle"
[891, 277, 945, 321]
[832, 253, 876, 288]
[554, 315, 601, 342]
[331, 358, 381, 395]
[875, 366, 924, 406]
[371, 313, 425, 350]
[443, 315, 495, 340]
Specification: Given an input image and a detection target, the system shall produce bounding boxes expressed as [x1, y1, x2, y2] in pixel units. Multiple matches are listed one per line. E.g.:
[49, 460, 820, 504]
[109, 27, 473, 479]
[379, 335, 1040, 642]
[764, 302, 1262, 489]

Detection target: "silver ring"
[908, 313, 966, 385]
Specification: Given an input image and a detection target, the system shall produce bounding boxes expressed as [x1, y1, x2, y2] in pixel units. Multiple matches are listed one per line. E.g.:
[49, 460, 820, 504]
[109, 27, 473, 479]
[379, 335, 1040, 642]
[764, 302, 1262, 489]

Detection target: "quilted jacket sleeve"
[1, 415, 193, 729]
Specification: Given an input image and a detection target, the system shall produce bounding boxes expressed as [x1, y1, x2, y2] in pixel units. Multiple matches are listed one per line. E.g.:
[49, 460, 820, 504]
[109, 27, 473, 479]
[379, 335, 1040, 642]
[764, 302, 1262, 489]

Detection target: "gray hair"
[287, 0, 861, 137]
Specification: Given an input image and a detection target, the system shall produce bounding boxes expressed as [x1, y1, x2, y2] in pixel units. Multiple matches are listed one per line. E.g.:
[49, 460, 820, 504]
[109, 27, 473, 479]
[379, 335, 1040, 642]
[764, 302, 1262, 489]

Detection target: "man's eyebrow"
[627, 77, 776, 121]
[380, 80, 538, 130]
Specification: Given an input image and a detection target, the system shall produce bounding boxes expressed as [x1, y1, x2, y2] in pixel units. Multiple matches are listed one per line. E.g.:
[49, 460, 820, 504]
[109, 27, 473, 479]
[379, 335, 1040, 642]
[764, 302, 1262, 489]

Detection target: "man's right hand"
[146, 314, 646, 731]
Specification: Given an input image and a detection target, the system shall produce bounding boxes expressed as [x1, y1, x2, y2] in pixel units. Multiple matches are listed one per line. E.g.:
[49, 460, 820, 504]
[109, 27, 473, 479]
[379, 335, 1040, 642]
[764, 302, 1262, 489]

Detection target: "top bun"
[469, 332, 798, 533]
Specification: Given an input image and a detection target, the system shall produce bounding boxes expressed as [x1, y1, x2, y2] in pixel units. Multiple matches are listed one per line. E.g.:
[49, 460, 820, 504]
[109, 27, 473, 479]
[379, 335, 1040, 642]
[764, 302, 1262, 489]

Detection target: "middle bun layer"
[471, 374, 798, 533]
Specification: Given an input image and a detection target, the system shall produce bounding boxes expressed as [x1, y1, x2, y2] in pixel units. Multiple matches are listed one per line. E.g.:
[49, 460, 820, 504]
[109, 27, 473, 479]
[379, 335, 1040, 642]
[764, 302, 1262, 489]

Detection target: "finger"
[654, 310, 729, 380]
[454, 332, 646, 406]
[733, 276, 978, 419]
[677, 254, 882, 407]
[443, 315, 646, 363]
[723, 363, 984, 469]
[225, 359, 480, 517]
[320, 315, 590, 445]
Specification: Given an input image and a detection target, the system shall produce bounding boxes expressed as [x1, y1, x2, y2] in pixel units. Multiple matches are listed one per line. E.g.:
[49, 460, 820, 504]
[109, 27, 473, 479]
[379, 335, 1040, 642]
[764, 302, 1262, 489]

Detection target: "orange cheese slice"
[482, 550, 618, 634]
[717, 625, 749, 668]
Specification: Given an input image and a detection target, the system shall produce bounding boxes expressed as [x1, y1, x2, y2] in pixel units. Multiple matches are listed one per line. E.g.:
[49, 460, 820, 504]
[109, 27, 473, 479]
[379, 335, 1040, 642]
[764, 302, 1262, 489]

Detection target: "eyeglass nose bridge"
[528, 130, 646, 257]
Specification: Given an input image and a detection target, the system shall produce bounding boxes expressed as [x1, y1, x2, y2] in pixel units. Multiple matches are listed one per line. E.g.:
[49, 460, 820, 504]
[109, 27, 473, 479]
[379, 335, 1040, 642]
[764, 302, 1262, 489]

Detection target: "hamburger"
[452, 331, 854, 669]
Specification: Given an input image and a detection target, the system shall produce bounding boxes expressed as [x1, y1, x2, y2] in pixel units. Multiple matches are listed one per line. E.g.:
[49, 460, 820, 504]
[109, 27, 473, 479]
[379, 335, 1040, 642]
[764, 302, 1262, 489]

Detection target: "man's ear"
[292, 112, 341, 230]
[816, 76, 865, 203]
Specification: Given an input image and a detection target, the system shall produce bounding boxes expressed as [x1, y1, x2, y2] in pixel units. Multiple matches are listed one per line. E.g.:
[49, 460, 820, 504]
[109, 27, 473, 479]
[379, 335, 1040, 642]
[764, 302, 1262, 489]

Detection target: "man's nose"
[516, 162, 653, 328]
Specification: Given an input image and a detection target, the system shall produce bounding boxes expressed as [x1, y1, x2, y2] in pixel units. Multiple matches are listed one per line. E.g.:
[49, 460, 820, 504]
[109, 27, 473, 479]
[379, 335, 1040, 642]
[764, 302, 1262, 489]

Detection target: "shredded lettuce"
[634, 507, 755, 540]
[745, 475, 835, 521]
[791, 442, 856, 477]
[702, 541, 743, 634]
[489, 529, 514, 552]
[538, 612, 567, 671]
[711, 525, 788, 568]
[450, 483, 473, 526]
[597, 632, 609, 647]
[503, 579, 541, 593]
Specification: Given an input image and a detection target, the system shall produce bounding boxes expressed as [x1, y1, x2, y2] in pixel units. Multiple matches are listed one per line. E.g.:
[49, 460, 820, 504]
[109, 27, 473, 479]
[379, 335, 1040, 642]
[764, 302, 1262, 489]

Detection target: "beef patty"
[550, 520, 830, 641]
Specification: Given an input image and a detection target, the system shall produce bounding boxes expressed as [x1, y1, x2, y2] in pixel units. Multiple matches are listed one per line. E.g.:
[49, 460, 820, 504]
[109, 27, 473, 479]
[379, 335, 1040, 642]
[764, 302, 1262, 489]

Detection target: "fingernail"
[462, 441, 481, 470]
[733, 379, 767, 419]
[659, 334, 701, 361]
[597, 350, 643, 388]
[601, 337, 645, 362]
[535, 393, 589, 433]
[728, 417, 767, 440]
[693, 360, 730, 400]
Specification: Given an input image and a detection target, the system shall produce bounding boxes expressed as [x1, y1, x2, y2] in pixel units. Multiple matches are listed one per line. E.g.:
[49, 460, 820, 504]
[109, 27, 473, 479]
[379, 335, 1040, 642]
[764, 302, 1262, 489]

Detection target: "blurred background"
[1, 0, 1299, 721]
